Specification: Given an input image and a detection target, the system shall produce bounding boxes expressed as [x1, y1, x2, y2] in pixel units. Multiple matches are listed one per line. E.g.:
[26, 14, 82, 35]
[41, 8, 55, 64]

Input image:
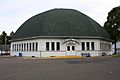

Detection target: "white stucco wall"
[11, 38, 112, 57]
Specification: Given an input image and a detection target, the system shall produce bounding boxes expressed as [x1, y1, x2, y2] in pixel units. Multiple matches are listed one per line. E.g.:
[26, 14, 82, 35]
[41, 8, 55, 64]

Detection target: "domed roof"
[13, 9, 110, 40]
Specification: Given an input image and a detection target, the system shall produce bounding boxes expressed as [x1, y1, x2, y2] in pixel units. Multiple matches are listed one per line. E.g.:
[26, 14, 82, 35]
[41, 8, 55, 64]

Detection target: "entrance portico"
[62, 38, 80, 56]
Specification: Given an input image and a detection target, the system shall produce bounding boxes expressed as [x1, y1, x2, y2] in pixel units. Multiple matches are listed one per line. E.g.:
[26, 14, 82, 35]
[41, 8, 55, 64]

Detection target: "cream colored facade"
[11, 38, 112, 57]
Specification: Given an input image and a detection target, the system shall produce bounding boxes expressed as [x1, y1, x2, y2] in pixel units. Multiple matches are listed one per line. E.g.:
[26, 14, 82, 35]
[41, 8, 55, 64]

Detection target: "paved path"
[0, 57, 120, 80]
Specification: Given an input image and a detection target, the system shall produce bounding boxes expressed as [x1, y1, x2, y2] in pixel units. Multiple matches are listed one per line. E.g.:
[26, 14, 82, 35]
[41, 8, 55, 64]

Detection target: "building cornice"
[10, 36, 112, 42]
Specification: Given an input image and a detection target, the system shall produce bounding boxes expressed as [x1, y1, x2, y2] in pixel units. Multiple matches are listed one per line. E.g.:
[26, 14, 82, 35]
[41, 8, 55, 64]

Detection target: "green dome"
[13, 9, 110, 40]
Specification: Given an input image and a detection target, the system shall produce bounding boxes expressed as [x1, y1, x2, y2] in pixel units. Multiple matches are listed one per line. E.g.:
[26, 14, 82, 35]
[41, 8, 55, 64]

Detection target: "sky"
[0, 0, 119, 35]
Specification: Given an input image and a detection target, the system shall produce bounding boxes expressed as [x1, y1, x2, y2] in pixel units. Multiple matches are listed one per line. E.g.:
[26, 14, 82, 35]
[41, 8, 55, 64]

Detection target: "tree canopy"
[104, 6, 120, 54]
[0, 31, 14, 45]
[104, 6, 120, 41]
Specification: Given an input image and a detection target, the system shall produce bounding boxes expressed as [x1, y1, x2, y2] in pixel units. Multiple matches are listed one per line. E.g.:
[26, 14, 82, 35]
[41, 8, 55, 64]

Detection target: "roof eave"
[10, 36, 112, 42]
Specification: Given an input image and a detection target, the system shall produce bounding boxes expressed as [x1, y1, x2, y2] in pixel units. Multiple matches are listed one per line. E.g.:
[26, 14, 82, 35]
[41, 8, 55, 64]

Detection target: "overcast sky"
[0, 0, 119, 35]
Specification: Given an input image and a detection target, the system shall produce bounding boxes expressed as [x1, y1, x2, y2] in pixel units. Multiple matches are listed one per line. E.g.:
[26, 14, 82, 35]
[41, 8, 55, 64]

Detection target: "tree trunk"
[114, 41, 117, 54]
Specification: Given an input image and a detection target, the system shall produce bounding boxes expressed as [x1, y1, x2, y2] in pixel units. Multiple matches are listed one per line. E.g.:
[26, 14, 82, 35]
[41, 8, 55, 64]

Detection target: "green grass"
[112, 54, 120, 57]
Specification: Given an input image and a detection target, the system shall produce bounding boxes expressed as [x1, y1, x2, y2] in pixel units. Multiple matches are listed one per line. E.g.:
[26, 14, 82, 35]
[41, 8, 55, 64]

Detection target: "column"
[55, 42, 57, 51]
[90, 42, 91, 50]
[85, 42, 86, 50]
[49, 42, 51, 51]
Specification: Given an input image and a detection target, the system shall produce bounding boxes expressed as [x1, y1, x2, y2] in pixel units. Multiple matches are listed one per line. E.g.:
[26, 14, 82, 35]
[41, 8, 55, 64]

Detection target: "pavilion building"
[10, 9, 112, 57]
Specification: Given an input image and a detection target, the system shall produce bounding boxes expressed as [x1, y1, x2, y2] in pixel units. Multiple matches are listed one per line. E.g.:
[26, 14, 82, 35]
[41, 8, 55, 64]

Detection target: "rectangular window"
[19, 44, 21, 51]
[32, 43, 34, 51]
[56, 42, 60, 51]
[100, 43, 111, 51]
[67, 46, 70, 51]
[36, 42, 38, 51]
[15, 44, 16, 51]
[21, 44, 23, 51]
[51, 42, 55, 51]
[72, 46, 75, 51]
[17, 44, 18, 51]
[46, 42, 49, 51]
[24, 43, 26, 51]
[82, 42, 85, 50]
[14, 44, 15, 51]
[27, 43, 29, 51]
[29, 43, 31, 51]
[12, 44, 14, 51]
[91, 42, 94, 50]
[86, 42, 90, 50]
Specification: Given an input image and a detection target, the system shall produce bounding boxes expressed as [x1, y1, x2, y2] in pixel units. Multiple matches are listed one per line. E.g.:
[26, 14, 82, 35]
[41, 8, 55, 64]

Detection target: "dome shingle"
[12, 9, 110, 40]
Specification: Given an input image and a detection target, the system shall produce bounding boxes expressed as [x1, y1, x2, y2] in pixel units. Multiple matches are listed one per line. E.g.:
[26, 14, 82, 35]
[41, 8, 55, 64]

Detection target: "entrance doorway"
[66, 45, 76, 55]
[67, 46, 75, 52]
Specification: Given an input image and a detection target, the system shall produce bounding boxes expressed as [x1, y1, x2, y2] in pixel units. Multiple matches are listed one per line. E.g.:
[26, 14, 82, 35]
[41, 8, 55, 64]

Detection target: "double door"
[66, 45, 76, 55]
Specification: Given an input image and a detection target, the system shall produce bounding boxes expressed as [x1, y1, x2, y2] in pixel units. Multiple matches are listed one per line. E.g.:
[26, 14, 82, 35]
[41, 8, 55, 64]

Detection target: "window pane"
[56, 42, 60, 51]
[27, 43, 29, 51]
[29, 43, 31, 51]
[100, 43, 111, 51]
[51, 42, 55, 51]
[91, 42, 94, 50]
[82, 42, 85, 50]
[17, 44, 18, 51]
[12, 44, 14, 51]
[21, 44, 23, 51]
[24, 43, 26, 51]
[72, 46, 75, 51]
[46, 42, 49, 51]
[19, 44, 21, 51]
[32, 43, 34, 51]
[67, 46, 70, 51]
[14, 44, 16, 51]
[86, 42, 89, 50]
[36, 42, 38, 51]
[13, 44, 15, 51]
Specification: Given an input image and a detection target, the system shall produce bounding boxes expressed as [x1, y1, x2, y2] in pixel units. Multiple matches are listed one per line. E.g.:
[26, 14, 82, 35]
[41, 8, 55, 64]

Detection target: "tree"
[0, 31, 7, 44]
[10, 31, 14, 37]
[7, 31, 15, 44]
[0, 31, 15, 45]
[104, 6, 120, 54]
